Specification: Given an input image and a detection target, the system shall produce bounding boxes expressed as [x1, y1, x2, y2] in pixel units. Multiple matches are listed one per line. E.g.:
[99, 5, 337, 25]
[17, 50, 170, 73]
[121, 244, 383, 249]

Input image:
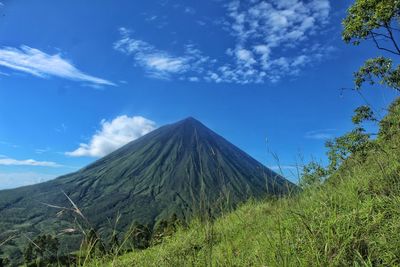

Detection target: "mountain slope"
[0, 117, 294, 261]
[95, 100, 400, 267]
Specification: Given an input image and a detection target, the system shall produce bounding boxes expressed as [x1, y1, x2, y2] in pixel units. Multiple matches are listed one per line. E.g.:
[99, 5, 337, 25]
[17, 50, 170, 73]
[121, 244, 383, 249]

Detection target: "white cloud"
[0, 45, 115, 86]
[184, 7, 196, 15]
[305, 129, 336, 140]
[188, 76, 199, 82]
[115, 0, 332, 84]
[55, 123, 67, 133]
[66, 115, 156, 157]
[143, 13, 169, 29]
[35, 148, 51, 154]
[253, 45, 270, 55]
[216, 0, 332, 83]
[0, 172, 57, 190]
[0, 141, 19, 148]
[146, 15, 158, 22]
[145, 55, 187, 73]
[268, 165, 298, 171]
[235, 48, 256, 65]
[197, 20, 206, 26]
[0, 157, 61, 167]
[116, 30, 209, 79]
[114, 28, 212, 80]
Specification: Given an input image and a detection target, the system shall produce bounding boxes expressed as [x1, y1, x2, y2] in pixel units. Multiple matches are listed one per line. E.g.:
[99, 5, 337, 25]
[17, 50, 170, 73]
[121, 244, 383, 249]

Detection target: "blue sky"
[0, 0, 397, 189]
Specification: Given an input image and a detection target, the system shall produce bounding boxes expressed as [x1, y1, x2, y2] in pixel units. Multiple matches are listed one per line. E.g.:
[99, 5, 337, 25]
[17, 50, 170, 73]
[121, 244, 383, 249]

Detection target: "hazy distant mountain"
[0, 117, 295, 261]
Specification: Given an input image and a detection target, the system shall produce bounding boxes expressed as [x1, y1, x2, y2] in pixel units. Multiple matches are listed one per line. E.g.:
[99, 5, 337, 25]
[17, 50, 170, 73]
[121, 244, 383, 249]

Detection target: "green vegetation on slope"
[88, 98, 400, 266]
[0, 117, 293, 265]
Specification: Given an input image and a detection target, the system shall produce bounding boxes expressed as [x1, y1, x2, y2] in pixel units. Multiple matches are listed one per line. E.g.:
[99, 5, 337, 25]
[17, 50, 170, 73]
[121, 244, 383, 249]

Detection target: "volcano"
[0, 117, 295, 261]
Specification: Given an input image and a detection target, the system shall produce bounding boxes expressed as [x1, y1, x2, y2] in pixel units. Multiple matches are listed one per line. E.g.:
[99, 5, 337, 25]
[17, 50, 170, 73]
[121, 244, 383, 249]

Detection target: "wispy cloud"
[171, 3, 196, 15]
[55, 123, 67, 133]
[143, 13, 169, 29]
[268, 165, 298, 171]
[197, 20, 206, 26]
[0, 45, 116, 86]
[0, 156, 61, 167]
[146, 15, 158, 22]
[35, 148, 51, 154]
[114, 28, 212, 80]
[115, 0, 333, 84]
[305, 129, 336, 140]
[66, 115, 156, 157]
[184, 6, 196, 15]
[0, 172, 58, 190]
[0, 141, 19, 148]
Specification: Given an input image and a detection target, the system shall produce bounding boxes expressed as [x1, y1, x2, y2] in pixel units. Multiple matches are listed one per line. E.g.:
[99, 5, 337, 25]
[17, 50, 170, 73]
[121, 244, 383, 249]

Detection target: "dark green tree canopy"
[343, 0, 400, 92]
[352, 105, 376, 124]
[353, 57, 400, 91]
[343, 0, 400, 54]
[23, 234, 59, 265]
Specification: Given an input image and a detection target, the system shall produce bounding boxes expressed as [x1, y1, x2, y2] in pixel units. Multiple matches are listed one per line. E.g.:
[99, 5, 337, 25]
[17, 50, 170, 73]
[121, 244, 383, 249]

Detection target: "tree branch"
[371, 31, 391, 39]
[378, 22, 400, 32]
[388, 25, 400, 32]
[371, 32, 400, 56]
[385, 22, 400, 55]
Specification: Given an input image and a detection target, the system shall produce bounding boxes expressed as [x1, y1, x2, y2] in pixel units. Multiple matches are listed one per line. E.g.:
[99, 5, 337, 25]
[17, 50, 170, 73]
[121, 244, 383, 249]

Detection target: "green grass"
[86, 100, 400, 267]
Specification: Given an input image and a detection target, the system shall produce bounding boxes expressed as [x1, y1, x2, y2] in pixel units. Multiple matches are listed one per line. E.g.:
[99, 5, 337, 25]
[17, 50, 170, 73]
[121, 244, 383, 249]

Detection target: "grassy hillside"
[88, 99, 400, 266]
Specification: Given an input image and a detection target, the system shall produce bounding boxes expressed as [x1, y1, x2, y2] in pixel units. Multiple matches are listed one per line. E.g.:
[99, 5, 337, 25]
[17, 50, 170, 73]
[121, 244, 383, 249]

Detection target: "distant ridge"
[0, 117, 295, 261]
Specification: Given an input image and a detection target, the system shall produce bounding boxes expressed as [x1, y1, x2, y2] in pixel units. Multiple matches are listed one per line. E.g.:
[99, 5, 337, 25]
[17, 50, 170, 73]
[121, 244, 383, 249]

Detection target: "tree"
[151, 220, 168, 246]
[321, 0, 399, 175]
[378, 97, 400, 142]
[352, 105, 377, 125]
[300, 161, 328, 189]
[326, 127, 371, 172]
[325, 104, 377, 173]
[23, 243, 34, 264]
[23, 234, 59, 265]
[301, 107, 377, 187]
[130, 222, 151, 249]
[0, 257, 10, 267]
[151, 214, 181, 246]
[109, 231, 120, 254]
[81, 228, 106, 257]
[343, 0, 400, 91]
